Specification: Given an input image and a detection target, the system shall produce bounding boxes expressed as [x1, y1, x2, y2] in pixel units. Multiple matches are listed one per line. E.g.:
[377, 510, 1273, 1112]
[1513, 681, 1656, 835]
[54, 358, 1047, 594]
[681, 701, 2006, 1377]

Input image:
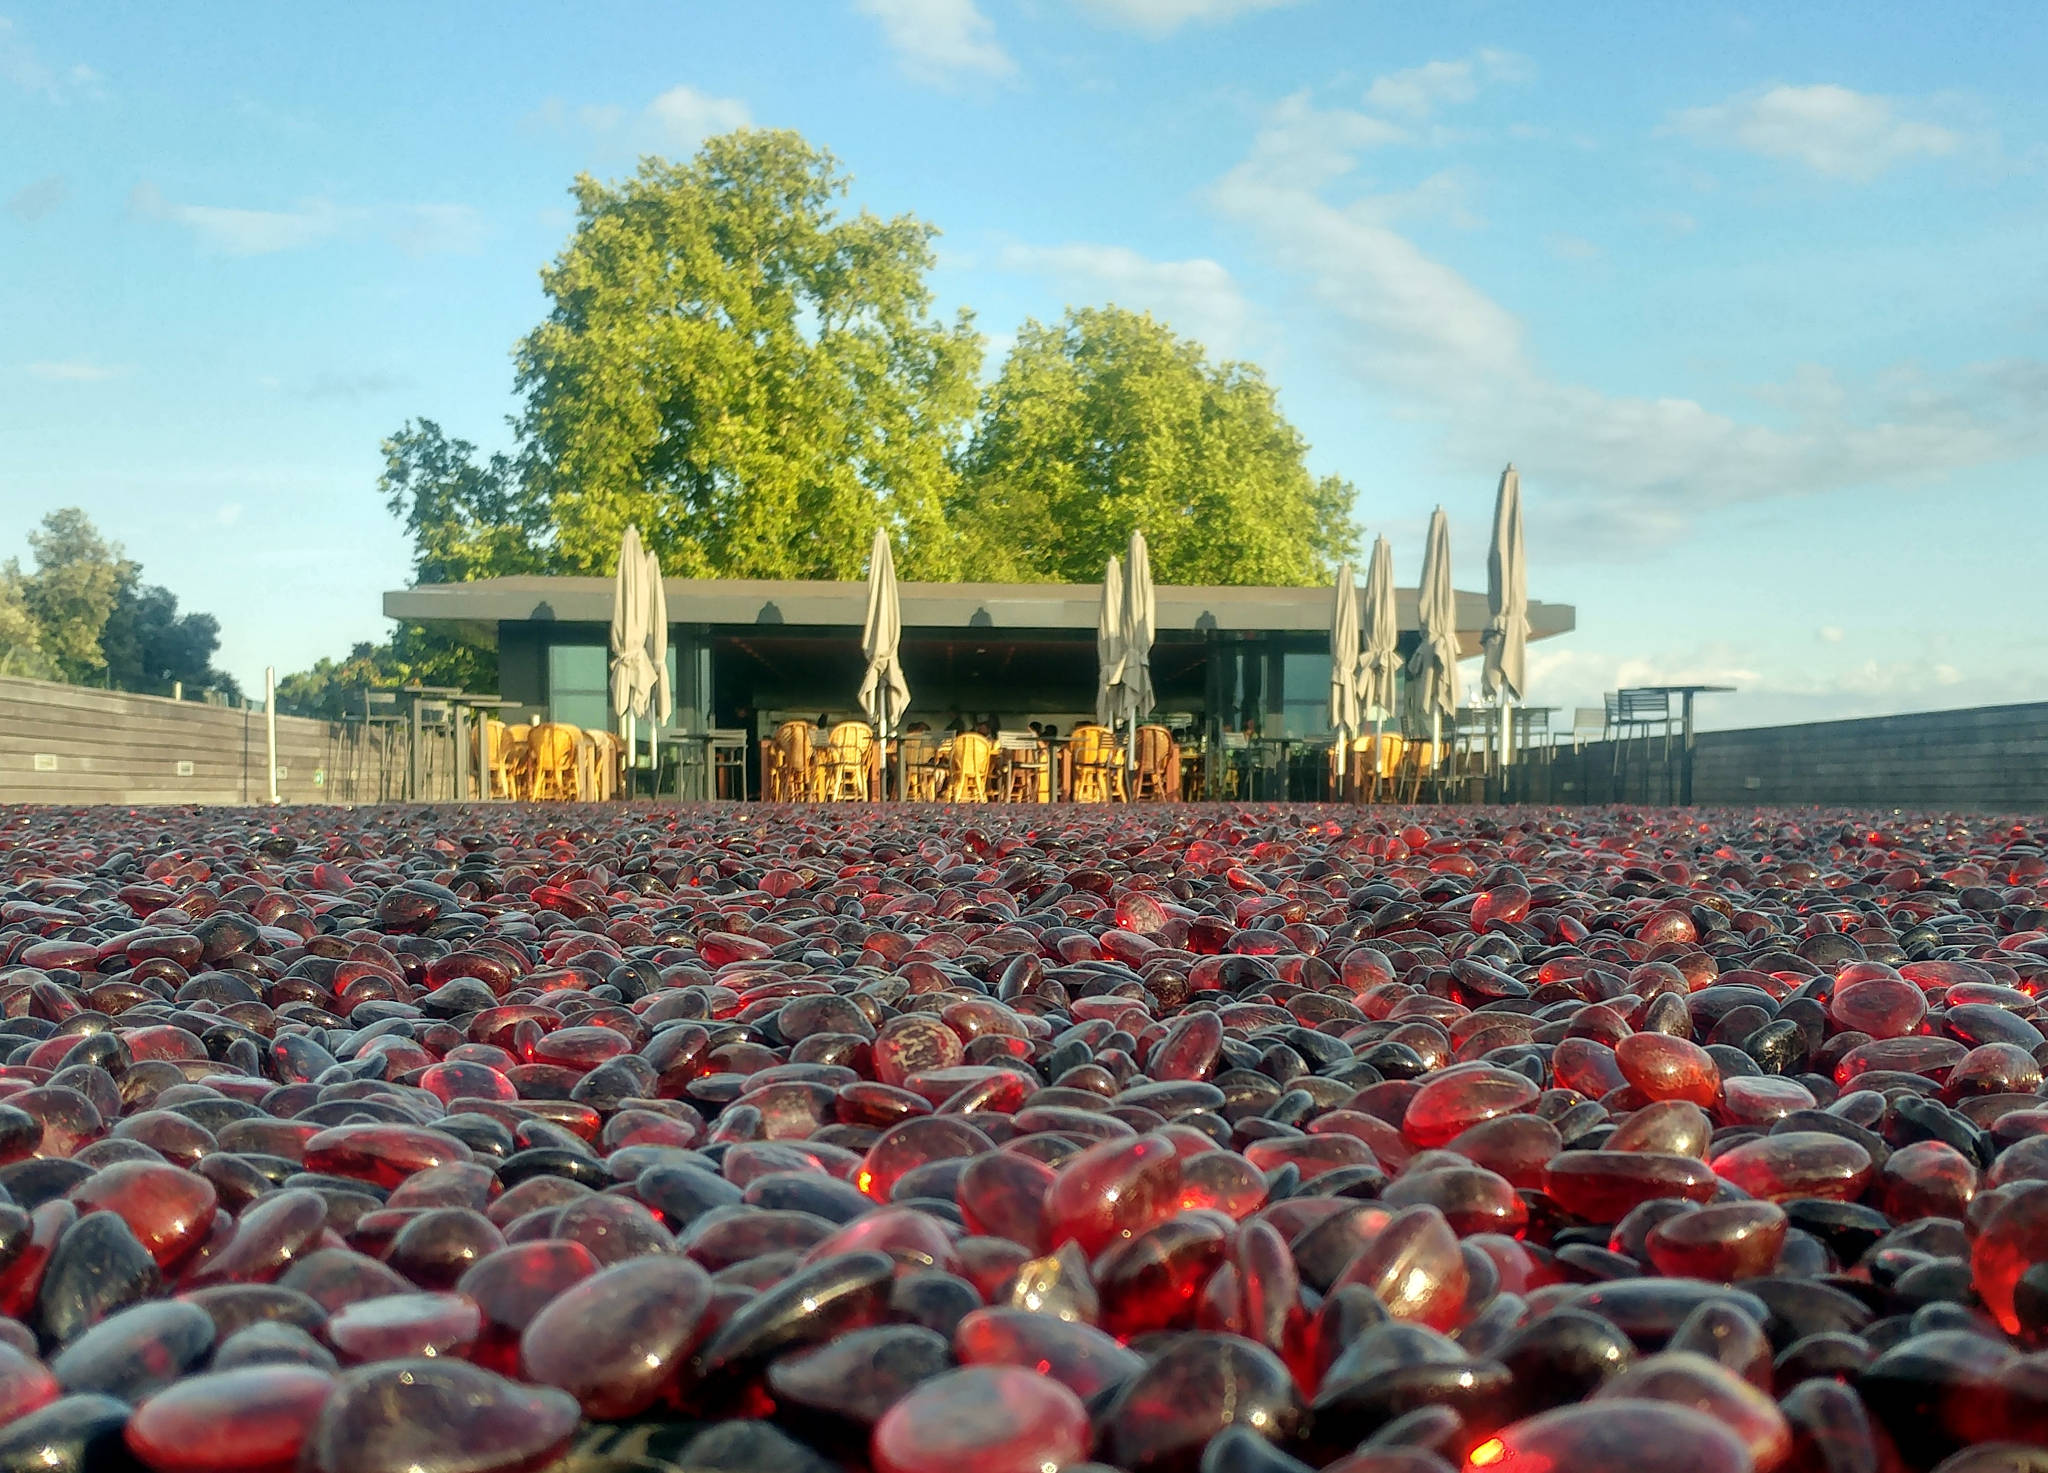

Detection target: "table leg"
[1680, 692, 1697, 806]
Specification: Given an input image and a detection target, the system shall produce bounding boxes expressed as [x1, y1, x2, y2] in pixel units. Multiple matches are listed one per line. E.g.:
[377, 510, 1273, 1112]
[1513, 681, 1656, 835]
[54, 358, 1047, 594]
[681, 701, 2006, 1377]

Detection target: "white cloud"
[388, 203, 486, 257]
[1, 17, 101, 100]
[854, 0, 1013, 88]
[5, 174, 67, 222]
[1069, 0, 1304, 36]
[131, 182, 346, 255]
[1818, 626, 1845, 644]
[132, 183, 485, 259]
[644, 85, 752, 150]
[1524, 639, 2035, 731]
[997, 242, 1251, 356]
[1211, 93, 2048, 544]
[1363, 49, 1531, 119]
[216, 503, 244, 528]
[25, 359, 128, 382]
[1671, 84, 1961, 181]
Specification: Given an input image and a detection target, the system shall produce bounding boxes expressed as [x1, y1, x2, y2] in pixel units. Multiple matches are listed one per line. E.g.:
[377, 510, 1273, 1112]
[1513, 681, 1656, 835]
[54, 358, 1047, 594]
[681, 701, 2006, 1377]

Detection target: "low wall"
[0, 676, 374, 805]
[1526, 701, 2048, 812]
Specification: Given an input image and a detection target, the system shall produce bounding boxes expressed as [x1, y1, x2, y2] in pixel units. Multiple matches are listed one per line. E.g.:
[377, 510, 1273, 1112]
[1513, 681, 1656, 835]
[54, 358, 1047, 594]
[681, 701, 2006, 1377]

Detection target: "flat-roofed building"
[388, 575, 1573, 748]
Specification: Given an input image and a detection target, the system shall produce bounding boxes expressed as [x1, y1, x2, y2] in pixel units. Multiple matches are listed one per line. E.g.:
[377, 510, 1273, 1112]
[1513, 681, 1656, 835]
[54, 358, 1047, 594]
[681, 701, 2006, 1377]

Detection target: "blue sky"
[5, 0, 2045, 730]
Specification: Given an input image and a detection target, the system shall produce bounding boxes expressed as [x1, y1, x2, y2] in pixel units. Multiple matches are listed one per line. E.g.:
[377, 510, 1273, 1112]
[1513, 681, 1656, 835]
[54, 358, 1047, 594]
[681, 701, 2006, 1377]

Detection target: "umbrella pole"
[649, 719, 659, 802]
[1431, 711, 1441, 802]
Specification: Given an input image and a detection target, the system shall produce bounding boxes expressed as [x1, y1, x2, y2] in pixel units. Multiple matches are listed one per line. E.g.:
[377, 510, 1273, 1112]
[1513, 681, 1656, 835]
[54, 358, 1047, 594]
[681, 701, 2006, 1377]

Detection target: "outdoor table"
[1628, 685, 1734, 805]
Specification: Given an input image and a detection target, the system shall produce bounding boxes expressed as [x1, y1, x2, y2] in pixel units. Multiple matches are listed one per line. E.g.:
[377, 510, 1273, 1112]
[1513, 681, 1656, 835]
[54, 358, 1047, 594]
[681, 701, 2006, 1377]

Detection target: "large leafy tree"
[99, 577, 238, 699]
[957, 307, 1359, 585]
[515, 130, 982, 580]
[14, 509, 133, 684]
[0, 566, 51, 679]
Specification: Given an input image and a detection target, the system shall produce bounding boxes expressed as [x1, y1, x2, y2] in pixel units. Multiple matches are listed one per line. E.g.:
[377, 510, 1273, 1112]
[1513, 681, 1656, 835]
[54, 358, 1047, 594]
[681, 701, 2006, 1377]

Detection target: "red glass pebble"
[871, 1365, 1090, 1473]
[125, 1365, 337, 1473]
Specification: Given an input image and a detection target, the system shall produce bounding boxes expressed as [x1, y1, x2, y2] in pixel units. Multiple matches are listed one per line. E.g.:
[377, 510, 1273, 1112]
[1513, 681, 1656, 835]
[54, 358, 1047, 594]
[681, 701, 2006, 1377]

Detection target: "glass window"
[1280, 651, 1333, 738]
[547, 645, 609, 732]
[548, 643, 683, 732]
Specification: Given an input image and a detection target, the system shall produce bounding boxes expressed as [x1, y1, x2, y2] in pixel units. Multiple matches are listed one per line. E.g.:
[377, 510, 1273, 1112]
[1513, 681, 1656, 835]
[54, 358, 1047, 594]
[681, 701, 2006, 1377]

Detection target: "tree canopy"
[957, 307, 1358, 585]
[516, 131, 982, 581]
[1, 509, 236, 697]
[286, 125, 1364, 702]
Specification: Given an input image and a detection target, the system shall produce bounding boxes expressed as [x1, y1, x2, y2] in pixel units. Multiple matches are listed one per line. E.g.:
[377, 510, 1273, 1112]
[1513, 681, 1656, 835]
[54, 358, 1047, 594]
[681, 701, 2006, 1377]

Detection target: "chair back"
[1602, 692, 1622, 727]
[527, 723, 582, 800]
[1069, 724, 1116, 767]
[771, 721, 815, 796]
[949, 731, 994, 801]
[826, 721, 874, 764]
[1617, 688, 1671, 723]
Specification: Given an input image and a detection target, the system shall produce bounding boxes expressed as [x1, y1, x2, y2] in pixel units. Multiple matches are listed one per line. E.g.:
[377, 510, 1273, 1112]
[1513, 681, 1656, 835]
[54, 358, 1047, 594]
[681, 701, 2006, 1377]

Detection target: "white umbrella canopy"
[857, 527, 910, 737]
[1095, 554, 1125, 728]
[1329, 560, 1361, 782]
[1482, 463, 1529, 704]
[1357, 536, 1399, 722]
[1404, 507, 1461, 734]
[645, 541, 672, 727]
[608, 524, 657, 727]
[1120, 530, 1156, 727]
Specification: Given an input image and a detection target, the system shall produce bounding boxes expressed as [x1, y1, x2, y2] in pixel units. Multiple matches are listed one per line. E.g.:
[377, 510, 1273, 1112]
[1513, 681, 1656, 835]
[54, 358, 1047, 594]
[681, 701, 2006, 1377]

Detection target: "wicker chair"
[948, 731, 994, 802]
[768, 721, 817, 802]
[526, 723, 582, 802]
[899, 733, 945, 801]
[996, 731, 1047, 803]
[1130, 725, 1177, 802]
[1068, 724, 1126, 803]
[821, 721, 875, 801]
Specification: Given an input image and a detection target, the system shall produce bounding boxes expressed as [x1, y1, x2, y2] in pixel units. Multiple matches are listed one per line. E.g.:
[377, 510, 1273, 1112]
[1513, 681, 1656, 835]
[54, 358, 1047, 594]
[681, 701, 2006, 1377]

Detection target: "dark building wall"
[1529, 703, 2048, 812]
[496, 622, 547, 712]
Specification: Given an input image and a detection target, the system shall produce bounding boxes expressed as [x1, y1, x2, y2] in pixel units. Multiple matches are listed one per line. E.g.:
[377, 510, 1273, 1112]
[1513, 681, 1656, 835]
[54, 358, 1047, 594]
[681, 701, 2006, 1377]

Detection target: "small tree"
[958, 307, 1359, 585]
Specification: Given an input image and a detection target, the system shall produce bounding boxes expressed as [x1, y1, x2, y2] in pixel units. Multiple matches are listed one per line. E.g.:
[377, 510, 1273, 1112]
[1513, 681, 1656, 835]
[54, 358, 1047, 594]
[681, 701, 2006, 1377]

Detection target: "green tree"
[515, 130, 982, 581]
[100, 576, 238, 699]
[382, 420, 553, 585]
[957, 307, 1359, 585]
[0, 564, 53, 679]
[16, 508, 132, 683]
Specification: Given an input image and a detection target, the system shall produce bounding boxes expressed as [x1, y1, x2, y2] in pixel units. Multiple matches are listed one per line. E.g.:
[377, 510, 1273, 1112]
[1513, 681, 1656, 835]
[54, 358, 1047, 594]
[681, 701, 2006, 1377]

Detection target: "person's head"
[975, 720, 992, 737]
[908, 720, 928, 734]
[817, 713, 829, 727]
[1042, 724, 1059, 740]
[1029, 721, 1043, 736]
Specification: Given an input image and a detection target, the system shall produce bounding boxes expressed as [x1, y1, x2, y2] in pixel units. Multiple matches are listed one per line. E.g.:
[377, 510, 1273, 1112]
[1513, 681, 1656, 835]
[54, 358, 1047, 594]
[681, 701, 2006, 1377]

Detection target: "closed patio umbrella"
[1482, 463, 1529, 768]
[1329, 560, 1361, 790]
[1358, 536, 1399, 729]
[644, 539, 671, 791]
[1119, 530, 1156, 772]
[1095, 554, 1124, 729]
[609, 525, 658, 793]
[1405, 507, 1461, 783]
[858, 528, 910, 800]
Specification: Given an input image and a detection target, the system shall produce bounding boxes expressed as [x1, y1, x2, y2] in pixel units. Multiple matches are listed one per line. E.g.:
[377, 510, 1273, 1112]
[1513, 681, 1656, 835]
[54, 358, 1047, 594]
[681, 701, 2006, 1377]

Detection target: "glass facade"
[547, 644, 681, 732]
[1280, 651, 1333, 738]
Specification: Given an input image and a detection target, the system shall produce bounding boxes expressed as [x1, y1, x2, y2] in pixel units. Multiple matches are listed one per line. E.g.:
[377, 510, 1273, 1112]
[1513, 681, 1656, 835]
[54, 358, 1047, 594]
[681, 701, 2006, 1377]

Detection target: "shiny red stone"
[67, 1161, 218, 1270]
[1645, 1201, 1787, 1280]
[1545, 1151, 1719, 1222]
[1403, 1067, 1540, 1149]
[520, 1254, 711, 1417]
[1331, 1205, 1468, 1333]
[871, 1365, 1091, 1473]
[1710, 1132, 1873, 1203]
[1614, 1033, 1721, 1108]
[953, 1307, 1144, 1399]
[125, 1365, 337, 1472]
[1042, 1133, 1182, 1257]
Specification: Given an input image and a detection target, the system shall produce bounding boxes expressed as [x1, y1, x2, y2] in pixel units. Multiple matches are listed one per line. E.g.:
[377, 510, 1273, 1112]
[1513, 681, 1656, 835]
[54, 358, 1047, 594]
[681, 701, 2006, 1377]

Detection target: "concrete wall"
[1524, 702, 2048, 812]
[0, 676, 416, 805]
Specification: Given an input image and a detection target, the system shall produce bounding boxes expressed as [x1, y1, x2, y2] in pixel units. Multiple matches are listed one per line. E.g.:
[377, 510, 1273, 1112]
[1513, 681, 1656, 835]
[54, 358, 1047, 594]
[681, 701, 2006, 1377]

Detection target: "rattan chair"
[996, 731, 1047, 803]
[767, 722, 816, 802]
[1069, 724, 1126, 803]
[526, 723, 582, 802]
[898, 733, 945, 801]
[947, 732, 994, 802]
[821, 721, 875, 801]
[1130, 725, 1176, 802]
